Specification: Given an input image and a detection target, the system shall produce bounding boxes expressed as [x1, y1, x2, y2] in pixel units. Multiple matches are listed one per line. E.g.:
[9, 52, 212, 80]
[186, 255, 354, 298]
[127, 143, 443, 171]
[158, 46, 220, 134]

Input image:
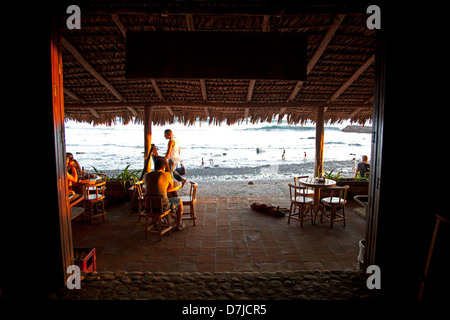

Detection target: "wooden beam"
[204, 107, 210, 118]
[200, 79, 208, 101]
[126, 106, 138, 117]
[61, 36, 125, 102]
[64, 87, 138, 118]
[89, 108, 101, 119]
[111, 13, 127, 38]
[186, 14, 195, 31]
[314, 107, 325, 177]
[151, 79, 164, 101]
[348, 107, 363, 118]
[262, 15, 270, 32]
[308, 14, 345, 75]
[63, 87, 100, 118]
[329, 54, 375, 102]
[288, 14, 345, 101]
[63, 87, 85, 103]
[65, 101, 371, 110]
[247, 80, 256, 101]
[165, 106, 174, 116]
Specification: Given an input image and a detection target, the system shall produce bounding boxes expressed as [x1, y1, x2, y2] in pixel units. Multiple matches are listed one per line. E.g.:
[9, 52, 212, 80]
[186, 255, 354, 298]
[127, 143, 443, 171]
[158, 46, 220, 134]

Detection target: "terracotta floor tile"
[72, 197, 365, 273]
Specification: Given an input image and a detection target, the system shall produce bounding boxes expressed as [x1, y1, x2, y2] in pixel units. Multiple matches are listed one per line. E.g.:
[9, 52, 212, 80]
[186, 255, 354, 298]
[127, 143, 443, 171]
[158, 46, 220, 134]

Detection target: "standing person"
[144, 157, 185, 231]
[282, 149, 286, 160]
[304, 152, 307, 162]
[352, 157, 357, 173]
[163, 129, 186, 187]
[355, 155, 370, 178]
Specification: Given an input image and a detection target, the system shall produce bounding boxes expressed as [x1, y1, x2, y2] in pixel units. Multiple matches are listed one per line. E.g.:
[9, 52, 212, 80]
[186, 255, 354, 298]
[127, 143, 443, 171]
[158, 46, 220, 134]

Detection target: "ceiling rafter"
[61, 36, 138, 117]
[64, 87, 100, 119]
[324, 55, 375, 113]
[328, 54, 375, 103]
[287, 14, 345, 102]
[66, 101, 370, 110]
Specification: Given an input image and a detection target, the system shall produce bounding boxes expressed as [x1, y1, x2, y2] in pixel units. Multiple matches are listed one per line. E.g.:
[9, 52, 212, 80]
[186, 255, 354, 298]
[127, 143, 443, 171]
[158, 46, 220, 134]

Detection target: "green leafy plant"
[92, 164, 141, 192]
[354, 171, 369, 181]
[322, 169, 343, 180]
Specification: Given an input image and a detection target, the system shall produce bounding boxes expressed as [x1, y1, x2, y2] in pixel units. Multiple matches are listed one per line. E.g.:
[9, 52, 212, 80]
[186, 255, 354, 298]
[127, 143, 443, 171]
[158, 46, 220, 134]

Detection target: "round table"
[298, 177, 336, 218]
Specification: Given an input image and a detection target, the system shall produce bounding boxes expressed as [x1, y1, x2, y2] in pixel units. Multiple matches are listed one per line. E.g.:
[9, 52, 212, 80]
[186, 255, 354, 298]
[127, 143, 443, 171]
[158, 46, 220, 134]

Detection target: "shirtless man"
[144, 156, 185, 231]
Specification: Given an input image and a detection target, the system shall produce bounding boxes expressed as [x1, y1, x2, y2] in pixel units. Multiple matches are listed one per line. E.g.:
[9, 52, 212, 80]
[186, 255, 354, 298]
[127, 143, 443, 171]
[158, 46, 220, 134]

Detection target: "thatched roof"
[61, 1, 375, 126]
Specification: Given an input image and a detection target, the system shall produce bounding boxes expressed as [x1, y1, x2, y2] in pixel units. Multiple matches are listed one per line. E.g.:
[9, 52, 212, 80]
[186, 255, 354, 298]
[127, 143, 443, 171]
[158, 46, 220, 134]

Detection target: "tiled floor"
[71, 195, 366, 273]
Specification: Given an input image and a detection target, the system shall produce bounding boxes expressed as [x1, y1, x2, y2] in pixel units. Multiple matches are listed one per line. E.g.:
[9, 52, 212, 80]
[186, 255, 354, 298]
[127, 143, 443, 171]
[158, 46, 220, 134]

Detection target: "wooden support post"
[144, 106, 153, 172]
[314, 107, 324, 177]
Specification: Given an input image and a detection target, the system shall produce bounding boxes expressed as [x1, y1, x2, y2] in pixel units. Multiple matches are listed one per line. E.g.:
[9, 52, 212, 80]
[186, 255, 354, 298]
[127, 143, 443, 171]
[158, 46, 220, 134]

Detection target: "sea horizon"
[65, 118, 372, 177]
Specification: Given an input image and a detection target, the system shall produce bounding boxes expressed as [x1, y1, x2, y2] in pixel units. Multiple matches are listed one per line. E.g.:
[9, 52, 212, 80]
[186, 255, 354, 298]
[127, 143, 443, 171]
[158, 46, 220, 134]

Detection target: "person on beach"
[144, 156, 185, 231]
[352, 157, 357, 173]
[304, 152, 307, 162]
[282, 149, 286, 160]
[355, 155, 370, 178]
[152, 129, 186, 188]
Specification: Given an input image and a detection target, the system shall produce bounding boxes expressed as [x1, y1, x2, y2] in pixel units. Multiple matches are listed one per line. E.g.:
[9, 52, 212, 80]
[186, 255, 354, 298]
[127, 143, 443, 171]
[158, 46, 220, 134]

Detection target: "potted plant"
[322, 169, 369, 198]
[93, 165, 141, 200]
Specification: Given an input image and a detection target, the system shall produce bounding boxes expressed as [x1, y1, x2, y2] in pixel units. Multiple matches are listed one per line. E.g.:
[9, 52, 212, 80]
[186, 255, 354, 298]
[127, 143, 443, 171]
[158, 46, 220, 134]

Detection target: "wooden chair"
[69, 193, 85, 221]
[320, 185, 350, 228]
[293, 176, 314, 197]
[132, 180, 146, 222]
[288, 183, 314, 228]
[82, 180, 107, 224]
[143, 195, 173, 241]
[180, 181, 198, 226]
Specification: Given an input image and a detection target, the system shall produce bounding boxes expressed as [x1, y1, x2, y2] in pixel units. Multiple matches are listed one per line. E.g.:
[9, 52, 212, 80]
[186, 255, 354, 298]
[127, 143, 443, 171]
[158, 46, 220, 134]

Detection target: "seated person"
[355, 155, 370, 178]
[144, 156, 185, 231]
[66, 152, 82, 176]
[67, 154, 78, 195]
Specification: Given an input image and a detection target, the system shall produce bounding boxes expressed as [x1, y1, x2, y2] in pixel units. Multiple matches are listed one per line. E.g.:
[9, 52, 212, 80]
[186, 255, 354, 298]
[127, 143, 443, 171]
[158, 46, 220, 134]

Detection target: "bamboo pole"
[314, 107, 324, 177]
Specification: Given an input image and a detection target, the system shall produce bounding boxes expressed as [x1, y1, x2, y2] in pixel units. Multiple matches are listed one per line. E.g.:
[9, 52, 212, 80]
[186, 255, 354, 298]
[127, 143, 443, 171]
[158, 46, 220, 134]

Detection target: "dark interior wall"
[1, 4, 65, 299]
[373, 3, 450, 300]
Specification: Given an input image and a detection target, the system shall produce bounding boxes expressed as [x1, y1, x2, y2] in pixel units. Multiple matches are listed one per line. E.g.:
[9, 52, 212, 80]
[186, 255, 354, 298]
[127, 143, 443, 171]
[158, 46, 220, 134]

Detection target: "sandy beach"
[102, 160, 354, 198]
